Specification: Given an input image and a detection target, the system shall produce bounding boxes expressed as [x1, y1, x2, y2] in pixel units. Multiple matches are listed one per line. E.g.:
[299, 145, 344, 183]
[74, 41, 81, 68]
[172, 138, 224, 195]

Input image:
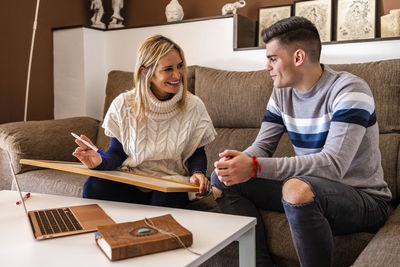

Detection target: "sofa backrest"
[329, 60, 400, 204]
[100, 59, 400, 204]
[189, 60, 400, 204]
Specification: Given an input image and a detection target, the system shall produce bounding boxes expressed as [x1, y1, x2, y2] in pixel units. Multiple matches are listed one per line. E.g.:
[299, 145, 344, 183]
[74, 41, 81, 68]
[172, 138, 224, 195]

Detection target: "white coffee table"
[0, 190, 255, 267]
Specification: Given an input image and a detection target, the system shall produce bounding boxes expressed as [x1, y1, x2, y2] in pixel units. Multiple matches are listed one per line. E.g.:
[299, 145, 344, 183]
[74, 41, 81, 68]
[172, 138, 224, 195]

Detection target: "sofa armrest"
[0, 117, 99, 190]
[352, 204, 400, 266]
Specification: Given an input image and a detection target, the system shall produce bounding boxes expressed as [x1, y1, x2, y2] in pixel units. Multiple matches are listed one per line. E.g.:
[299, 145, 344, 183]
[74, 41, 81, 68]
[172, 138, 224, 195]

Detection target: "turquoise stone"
[138, 228, 150, 233]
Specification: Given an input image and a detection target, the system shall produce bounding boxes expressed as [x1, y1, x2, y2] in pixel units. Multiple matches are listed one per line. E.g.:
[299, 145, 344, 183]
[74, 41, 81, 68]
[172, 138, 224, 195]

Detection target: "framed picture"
[336, 0, 376, 41]
[258, 5, 292, 47]
[294, 0, 332, 42]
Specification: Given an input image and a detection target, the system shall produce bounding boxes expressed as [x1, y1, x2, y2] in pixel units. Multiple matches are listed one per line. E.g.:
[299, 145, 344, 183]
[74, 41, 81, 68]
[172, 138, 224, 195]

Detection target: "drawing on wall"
[337, 0, 376, 41]
[294, 0, 332, 42]
[258, 5, 292, 47]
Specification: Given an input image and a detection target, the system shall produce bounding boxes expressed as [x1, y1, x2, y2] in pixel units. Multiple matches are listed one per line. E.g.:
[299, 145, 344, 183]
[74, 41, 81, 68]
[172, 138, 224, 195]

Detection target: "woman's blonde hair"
[131, 35, 187, 121]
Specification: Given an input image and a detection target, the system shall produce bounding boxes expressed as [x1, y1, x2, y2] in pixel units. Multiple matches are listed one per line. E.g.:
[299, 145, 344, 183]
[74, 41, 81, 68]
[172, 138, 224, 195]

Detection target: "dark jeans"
[211, 172, 388, 267]
[83, 176, 189, 208]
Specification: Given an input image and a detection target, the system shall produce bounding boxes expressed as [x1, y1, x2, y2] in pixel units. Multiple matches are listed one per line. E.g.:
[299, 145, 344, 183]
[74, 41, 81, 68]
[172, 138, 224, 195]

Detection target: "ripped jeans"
[211, 172, 388, 267]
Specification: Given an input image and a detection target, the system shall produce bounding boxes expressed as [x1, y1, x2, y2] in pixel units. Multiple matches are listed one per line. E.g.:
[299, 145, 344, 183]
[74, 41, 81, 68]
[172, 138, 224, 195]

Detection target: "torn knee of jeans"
[212, 186, 223, 200]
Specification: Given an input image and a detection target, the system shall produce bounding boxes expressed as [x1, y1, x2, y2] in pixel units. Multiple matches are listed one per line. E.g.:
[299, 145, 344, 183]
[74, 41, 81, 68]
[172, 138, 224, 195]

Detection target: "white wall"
[54, 28, 105, 119]
[53, 16, 400, 120]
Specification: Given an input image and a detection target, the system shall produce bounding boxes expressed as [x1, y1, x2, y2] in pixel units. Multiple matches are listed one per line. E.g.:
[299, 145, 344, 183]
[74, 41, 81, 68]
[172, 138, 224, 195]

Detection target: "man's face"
[265, 39, 298, 88]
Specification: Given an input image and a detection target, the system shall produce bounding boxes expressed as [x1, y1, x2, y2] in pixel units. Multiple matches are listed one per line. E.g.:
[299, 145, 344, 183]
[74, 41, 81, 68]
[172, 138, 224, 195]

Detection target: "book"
[19, 159, 199, 192]
[95, 214, 194, 261]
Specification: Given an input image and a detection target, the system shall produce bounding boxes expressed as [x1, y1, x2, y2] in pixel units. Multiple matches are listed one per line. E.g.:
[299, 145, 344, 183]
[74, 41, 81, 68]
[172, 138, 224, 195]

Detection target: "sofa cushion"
[12, 169, 86, 197]
[102, 68, 196, 118]
[261, 209, 374, 267]
[329, 59, 400, 133]
[205, 128, 260, 177]
[96, 67, 197, 150]
[379, 133, 400, 203]
[195, 66, 272, 128]
[0, 117, 99, 175]
[102, 71, 134, 118]
[353, 205, 400, 266]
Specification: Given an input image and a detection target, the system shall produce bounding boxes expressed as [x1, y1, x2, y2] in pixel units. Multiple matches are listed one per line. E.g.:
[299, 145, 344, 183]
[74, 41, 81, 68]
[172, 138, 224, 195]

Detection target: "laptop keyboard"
[33, 208, 83, 235]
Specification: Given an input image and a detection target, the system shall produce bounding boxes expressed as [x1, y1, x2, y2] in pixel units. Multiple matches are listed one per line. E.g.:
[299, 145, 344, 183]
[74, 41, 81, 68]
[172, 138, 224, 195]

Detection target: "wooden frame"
[336, 0, 376, 41]
[258, 5, 292, 47]
[294, 0, 333, 42]
[20, 159, 199, 193]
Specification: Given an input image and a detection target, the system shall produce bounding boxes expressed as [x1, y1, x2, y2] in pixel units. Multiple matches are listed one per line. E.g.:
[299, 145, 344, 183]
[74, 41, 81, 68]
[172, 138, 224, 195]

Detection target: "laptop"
[7, 152, 115, 240]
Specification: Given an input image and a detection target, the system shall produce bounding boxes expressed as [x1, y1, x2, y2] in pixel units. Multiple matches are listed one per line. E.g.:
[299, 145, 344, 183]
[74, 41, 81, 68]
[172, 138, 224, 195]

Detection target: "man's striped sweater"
[244, 65, 391, 201]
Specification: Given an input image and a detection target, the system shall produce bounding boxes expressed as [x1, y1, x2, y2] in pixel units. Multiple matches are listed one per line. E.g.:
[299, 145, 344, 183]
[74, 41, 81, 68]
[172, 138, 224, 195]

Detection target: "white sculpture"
[90, 0, 106, 29]
[109, 0, 124, 28]
[165, 0, 184, 22]
[381, 9, 400, 38]
[222, 0, 246, 16]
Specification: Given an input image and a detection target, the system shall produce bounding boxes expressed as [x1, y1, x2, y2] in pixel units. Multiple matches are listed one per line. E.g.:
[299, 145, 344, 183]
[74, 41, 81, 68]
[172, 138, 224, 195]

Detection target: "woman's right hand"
[72, 135, 102, 169]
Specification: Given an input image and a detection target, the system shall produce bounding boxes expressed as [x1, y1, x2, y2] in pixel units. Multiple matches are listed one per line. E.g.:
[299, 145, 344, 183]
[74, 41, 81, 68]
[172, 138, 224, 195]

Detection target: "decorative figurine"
[381, 9, 400, 38]
[109, 0, 124, 28]
[165, 0, 184, 22]
[221, 0, 246, 16]
[90, 0, 106, 29]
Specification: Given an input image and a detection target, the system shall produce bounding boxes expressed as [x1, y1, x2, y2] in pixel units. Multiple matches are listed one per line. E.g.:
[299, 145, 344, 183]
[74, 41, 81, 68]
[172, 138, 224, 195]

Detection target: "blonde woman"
[73, 35, 216, 208]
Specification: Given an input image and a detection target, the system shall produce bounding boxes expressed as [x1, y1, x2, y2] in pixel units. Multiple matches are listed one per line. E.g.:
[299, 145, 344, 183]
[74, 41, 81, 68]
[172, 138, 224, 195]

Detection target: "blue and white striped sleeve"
[331, 91, 376, 128]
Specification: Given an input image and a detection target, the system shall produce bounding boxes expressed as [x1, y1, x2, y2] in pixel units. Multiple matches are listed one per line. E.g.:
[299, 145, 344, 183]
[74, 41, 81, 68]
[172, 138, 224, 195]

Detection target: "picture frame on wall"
[294, 0, 332, 42]
[258, 5, 292, 47]
[336, 0, 376, 41]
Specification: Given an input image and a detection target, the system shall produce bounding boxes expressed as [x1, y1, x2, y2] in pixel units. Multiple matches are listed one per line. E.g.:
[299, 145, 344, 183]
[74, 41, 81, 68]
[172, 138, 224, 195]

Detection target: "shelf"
[52, 14, 236, 32]
[235, 36, 400, 51]
[232, 15, 400, 51]
[52, 14, 400, 51]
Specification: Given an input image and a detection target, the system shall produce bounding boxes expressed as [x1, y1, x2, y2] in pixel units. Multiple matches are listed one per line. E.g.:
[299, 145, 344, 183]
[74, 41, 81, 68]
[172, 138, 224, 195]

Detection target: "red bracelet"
[252, 156, 261, 178]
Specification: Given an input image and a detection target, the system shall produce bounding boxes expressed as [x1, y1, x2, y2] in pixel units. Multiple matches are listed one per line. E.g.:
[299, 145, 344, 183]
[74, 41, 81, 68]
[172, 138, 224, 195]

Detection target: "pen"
[71, 132, 106, 157]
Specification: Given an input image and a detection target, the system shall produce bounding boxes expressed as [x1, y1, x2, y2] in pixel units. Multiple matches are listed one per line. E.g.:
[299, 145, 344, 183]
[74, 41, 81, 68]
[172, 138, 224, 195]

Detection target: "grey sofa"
[1, 59, 399, 266]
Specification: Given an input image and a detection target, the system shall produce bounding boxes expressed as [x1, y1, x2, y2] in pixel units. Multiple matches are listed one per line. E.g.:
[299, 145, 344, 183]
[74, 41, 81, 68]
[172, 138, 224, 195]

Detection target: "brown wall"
[124, 0, 399, 26]
[1, 0, 399, 124]
[0, 1, 90, 124]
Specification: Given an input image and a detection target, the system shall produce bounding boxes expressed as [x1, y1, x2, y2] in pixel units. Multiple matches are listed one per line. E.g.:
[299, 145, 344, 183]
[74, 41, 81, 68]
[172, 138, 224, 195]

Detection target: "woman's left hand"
[190, 172, 210, 197]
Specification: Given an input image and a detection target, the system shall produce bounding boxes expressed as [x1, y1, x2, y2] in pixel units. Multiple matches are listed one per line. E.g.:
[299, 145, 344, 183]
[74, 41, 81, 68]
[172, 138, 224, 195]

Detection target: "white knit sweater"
[102, 86, 216, 190]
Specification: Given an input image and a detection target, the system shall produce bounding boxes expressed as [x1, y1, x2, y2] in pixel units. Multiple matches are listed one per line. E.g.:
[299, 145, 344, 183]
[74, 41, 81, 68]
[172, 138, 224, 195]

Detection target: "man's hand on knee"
[214, 150, 253, 186]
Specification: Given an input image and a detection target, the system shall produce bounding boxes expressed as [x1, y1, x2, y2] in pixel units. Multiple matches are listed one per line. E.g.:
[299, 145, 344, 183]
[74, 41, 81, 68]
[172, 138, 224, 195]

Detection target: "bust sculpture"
[90, 0, 106, 29]
[165, 0, 184, 22]
[109, 0, 124, 28]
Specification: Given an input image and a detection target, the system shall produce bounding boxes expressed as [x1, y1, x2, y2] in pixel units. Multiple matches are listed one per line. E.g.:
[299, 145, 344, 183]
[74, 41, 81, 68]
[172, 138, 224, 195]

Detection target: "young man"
[211, 16, 391, 267]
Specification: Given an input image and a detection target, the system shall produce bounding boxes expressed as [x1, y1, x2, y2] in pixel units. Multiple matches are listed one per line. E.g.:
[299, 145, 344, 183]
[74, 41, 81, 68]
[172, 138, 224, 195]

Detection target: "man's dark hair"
[261, 16, 321, 62]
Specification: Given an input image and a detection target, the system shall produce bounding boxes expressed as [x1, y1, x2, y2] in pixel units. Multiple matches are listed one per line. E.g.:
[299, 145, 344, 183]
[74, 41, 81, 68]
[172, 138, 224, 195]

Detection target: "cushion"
[194, 66, 273, 128]
[103, 68, 196, 118]
[329, 59, 400, 133]
[205, 128, 260, 177]
[97, 67, 197, 150]
[379, 133, 400, 203]
[102, 70, 134, 118]
[0, 117, 99, 175]
[353, 205, 400, 266]
[95, 121, 110, 153]
[261, 209, 374, 267]
[12, 169, 87, 197]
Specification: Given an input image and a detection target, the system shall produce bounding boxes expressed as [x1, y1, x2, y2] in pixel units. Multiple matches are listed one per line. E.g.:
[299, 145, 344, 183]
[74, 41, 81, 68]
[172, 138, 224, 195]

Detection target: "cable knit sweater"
[102, 86, 217, 188]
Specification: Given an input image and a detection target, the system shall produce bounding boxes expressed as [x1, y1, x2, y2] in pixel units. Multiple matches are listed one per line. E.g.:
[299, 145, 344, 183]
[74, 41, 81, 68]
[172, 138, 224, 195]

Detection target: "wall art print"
[336, 0, 376, 41]
[294, 0, 332, 42]
[258, 5, 292, 47]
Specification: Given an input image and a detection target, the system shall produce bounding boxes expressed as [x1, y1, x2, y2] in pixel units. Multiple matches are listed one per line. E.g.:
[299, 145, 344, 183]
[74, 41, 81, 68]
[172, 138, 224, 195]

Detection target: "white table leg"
[237, 226, 256, 267]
